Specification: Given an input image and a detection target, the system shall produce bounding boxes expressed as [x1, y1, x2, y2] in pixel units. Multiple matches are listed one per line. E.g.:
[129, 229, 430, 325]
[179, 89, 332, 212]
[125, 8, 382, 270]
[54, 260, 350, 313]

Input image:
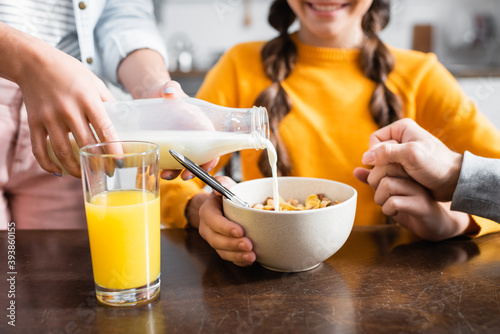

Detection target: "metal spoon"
[169, 149, 250, 208]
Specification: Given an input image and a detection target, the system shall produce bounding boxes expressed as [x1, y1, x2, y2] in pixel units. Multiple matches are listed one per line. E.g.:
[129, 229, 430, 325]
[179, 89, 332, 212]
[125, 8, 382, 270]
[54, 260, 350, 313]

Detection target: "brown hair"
[256, 0, 402, 177]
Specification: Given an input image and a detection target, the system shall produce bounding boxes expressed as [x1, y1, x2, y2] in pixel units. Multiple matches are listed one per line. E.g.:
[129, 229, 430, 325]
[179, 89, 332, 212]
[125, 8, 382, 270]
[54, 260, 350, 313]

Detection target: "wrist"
[443, 153, 463, 201]
[185, 192, 209, 229]
[463, 215, 480, 236]
[117, 49, 170, 98]
[0, 24, 46, 85]
[441, 207, 473, 240]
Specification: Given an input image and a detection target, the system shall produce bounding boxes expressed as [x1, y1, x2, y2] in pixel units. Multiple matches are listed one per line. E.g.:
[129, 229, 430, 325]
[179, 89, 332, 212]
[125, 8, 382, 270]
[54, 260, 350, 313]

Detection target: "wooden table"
[1, 226, 499, 333]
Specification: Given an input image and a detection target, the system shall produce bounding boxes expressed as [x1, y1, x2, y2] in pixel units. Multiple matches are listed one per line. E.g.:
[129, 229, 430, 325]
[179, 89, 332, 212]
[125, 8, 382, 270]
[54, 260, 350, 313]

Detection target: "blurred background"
[153, 0, 500, 128]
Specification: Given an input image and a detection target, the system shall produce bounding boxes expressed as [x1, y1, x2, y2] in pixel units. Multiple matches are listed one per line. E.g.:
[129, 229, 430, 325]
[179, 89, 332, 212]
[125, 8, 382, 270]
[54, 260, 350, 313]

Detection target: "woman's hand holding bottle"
[0, 23, 121, 178]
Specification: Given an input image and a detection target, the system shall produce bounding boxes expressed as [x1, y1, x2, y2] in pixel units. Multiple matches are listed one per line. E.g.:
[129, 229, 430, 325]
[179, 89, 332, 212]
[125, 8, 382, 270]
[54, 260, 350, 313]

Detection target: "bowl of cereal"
[222, 177, 357, 272]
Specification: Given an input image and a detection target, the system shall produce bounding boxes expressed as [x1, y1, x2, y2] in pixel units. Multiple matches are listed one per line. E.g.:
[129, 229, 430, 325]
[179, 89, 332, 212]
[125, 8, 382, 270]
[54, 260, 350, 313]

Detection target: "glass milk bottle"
[100, 97, 269, 170]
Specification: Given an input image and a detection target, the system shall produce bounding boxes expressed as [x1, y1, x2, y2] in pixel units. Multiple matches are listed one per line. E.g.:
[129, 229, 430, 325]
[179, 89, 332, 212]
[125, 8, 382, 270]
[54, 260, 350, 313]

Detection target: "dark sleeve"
[451, 151, 500, 223]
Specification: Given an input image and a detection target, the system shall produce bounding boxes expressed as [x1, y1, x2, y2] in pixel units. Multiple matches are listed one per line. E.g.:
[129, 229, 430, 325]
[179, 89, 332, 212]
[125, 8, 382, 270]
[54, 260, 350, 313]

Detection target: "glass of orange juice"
[80, 141, 160, 307]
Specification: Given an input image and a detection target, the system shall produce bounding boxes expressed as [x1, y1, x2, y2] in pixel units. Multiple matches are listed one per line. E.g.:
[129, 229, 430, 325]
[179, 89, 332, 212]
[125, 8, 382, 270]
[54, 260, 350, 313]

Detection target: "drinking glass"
[80, 141, 160, 307]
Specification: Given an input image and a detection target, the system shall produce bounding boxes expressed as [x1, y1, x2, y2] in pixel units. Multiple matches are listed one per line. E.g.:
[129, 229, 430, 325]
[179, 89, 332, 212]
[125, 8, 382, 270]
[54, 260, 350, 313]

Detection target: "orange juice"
[85, 190, 160, 290]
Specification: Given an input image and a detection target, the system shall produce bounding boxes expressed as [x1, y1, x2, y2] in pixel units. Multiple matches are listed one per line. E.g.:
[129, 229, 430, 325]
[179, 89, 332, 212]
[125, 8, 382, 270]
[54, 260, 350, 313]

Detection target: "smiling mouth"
[306, 2, 348, 12]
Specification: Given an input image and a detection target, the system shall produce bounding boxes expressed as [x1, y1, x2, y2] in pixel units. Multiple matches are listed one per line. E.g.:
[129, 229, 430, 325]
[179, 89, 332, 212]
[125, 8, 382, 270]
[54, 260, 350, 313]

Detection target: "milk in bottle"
[47, 97, 281, 210]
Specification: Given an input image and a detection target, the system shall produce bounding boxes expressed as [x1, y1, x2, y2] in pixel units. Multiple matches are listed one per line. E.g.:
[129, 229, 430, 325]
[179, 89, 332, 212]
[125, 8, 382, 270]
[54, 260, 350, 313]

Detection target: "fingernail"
[207, 167, 213, 173]
[186, 175, 194, 180]
[115, 159, 124, 168]
[231, 229, 240, 238]
[242, 253, 253, 262]
[164, 87, 176, 94]
[362, 151, 375, 165]
[53, 172, 62, 177]
[162, 174, 174, 180]
[239, 243, 252, 252]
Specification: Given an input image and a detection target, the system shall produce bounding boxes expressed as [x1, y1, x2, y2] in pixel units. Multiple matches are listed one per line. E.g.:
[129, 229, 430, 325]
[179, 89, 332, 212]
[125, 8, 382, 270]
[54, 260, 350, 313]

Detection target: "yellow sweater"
[161, 34, 500, 236]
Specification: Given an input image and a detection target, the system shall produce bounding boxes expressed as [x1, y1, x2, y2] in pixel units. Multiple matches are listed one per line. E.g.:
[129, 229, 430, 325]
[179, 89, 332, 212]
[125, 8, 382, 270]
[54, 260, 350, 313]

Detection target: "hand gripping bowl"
[222, 177, 357, 272]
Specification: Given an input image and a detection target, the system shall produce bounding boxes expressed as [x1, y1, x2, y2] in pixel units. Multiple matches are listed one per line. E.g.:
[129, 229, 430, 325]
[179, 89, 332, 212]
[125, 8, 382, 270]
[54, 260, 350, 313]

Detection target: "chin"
[309, 27, 344, 42]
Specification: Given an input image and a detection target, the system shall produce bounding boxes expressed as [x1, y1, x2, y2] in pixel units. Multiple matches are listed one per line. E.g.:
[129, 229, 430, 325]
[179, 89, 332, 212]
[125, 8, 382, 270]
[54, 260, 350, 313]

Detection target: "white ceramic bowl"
[223, 177, 357, 272]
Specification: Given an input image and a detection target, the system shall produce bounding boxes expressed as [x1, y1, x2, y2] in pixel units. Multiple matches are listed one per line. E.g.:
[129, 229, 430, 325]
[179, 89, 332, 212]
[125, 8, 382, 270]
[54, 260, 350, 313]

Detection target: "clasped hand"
[354, 119, 474, 240]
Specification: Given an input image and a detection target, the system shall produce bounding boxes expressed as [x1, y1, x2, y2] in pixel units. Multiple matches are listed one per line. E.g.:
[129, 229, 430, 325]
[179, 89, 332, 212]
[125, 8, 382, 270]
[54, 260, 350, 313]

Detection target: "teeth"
[311, 4, 342, 12]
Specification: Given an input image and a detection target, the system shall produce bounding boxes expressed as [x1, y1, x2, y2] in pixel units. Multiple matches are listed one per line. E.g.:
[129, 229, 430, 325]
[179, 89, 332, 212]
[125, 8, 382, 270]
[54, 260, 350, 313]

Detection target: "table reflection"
[1, 226, 499, 333]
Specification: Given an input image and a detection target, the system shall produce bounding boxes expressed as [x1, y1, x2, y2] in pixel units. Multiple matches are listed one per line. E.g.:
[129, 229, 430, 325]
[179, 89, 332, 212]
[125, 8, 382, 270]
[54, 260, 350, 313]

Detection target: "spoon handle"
[169, 149, 250, 208]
